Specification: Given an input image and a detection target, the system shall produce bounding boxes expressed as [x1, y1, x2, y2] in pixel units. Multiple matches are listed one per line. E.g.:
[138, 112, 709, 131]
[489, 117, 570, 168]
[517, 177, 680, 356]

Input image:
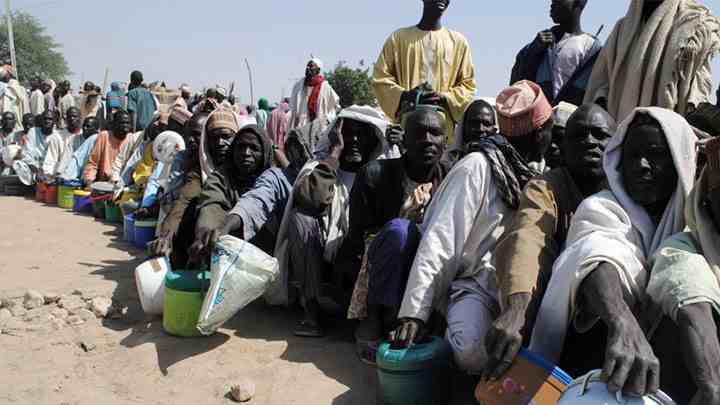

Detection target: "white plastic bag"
[197, 235, 279, 335]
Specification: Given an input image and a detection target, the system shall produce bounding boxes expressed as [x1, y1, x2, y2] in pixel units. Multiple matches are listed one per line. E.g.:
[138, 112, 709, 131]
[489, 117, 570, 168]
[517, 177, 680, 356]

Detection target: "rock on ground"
[43, 292, 61, 304]
[50, 307, 69, 320]
[8, 304, 26, 318]
[65, 315, 85, 326]
[90, 297, 113, 318]
[230, 379, 256, 403]
[23, 290, 44, 310]
[58, 296, 87, 315]
[76, 309, 96, 322]
[0, 308, 12, 324]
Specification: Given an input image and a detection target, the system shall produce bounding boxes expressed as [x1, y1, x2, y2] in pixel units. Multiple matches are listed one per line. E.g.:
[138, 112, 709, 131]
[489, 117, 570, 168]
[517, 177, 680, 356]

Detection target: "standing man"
[268, 98, 291, 151]
[79, 85, 106, 129]
[372, 0, 476, 143]
[584, 0, 720, 122]
[289, 58, 341, 130]
[57, 81, 76, 129]
[42, 80, 56, 113]
[175, 84, 192, 110]
[29, 79, 45, 117]
[511, 0, 601, 107]
[127, 70, 159, 132]
[0, 66, 29, 132]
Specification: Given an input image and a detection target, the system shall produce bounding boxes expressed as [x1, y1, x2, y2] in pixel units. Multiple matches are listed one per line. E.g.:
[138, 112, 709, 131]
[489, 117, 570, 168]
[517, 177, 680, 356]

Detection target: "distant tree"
[0, 11, 70, 84]
[326, 60, 376, 108]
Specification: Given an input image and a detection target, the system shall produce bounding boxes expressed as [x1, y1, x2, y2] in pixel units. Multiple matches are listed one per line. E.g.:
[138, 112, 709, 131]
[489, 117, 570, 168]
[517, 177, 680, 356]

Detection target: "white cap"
[153, 131, 186, 164]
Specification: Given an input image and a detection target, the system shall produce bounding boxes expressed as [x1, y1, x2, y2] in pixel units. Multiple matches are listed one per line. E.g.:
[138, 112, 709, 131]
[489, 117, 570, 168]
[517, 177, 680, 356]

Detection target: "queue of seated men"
[1, 0, 720, 403]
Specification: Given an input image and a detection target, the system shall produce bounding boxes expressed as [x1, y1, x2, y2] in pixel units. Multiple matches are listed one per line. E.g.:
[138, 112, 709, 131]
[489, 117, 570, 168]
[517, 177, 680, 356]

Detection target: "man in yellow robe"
[372, 0, 476, 143]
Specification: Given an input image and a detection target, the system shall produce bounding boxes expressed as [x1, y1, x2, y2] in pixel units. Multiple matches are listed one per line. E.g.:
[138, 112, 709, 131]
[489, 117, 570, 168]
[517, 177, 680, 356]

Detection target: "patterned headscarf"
[476, 133, 540, 209]
[207, 109, 239, 133]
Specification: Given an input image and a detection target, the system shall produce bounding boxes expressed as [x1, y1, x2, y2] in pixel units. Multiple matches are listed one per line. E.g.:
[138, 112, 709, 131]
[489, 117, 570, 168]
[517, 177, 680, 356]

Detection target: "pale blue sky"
[8, 0, 720, 104]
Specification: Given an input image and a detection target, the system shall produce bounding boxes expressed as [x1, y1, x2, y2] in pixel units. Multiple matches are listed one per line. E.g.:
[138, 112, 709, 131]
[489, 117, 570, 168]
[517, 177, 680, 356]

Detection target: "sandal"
[293, 320, 324, 338]
[356, 339, 380, 366]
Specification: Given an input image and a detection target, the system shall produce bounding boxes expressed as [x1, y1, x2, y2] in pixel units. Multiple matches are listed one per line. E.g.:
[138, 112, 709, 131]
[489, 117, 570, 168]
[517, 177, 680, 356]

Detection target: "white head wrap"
[153, 131, 186, 164]
[552, 102, 578, 128]
[310, 58, 324, 70]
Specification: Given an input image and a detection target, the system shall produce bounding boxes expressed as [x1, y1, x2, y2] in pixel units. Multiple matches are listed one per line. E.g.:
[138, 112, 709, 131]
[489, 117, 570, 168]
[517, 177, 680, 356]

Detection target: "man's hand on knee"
[482, 292, 531, 382]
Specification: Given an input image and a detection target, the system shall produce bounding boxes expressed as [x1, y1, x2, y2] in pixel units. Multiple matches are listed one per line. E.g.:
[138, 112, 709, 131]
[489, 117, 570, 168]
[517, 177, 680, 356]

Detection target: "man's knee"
[447, 329, 488, 374]
[288, 211, 320, 243]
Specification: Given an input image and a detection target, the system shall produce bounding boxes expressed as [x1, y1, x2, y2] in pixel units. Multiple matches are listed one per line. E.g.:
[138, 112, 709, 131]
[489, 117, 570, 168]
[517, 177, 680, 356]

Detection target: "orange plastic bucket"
[35, 181, 47, 202]
[44, 184, 58, 205]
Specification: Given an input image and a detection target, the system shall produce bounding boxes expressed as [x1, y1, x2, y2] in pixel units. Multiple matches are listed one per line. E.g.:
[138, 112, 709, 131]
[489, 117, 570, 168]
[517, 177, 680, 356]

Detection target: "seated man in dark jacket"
[341, 108, 451, 364]
[510, 0, 601, 106]
[269, 106, 392, 338]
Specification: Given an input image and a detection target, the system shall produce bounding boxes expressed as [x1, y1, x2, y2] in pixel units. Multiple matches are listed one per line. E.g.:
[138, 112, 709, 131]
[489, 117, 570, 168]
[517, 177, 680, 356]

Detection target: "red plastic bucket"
[35, 181, 47, 202]
[44, 185, 58, 205]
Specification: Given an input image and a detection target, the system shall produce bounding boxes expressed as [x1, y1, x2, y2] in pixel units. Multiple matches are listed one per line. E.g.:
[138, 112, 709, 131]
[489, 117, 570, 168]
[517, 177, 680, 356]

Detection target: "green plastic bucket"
[104, 201, 123, 223]
[376, 337, 453, 405]
[92, 200, 106, 219]
[162, 270, 211, 337]
[57, 185, 78, 209]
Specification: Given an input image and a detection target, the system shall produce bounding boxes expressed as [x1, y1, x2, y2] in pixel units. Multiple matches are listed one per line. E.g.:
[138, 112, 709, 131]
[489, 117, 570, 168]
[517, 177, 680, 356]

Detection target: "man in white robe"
[29, 79, 45, 117]
[0, 66, 29, 132]
[41, 108, 77, 181]
[390, 81, 553, 374]
[530, 107, 698, 397]
[289, 58, 340, 131]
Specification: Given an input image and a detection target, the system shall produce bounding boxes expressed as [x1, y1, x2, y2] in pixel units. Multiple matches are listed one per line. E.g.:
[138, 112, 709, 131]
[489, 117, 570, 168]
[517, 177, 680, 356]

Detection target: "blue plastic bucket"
[134, 219, 158, 249]
[124, 214, 135, 243]
[376, 337, 453, 405]
[73, 190, 93, 213]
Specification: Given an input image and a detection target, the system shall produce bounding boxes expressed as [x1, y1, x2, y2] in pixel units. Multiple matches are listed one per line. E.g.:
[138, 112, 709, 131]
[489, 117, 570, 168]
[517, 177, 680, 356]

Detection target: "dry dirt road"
[0, 196, 476, 405]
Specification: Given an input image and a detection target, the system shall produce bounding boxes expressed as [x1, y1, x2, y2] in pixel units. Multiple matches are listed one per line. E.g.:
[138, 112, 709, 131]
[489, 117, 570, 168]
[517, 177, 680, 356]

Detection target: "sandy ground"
[0, 196, 476, 405]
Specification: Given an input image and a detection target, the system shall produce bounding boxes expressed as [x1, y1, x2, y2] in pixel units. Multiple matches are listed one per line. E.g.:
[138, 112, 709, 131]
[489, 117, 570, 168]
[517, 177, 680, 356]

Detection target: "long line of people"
[1, 0, 720, 403]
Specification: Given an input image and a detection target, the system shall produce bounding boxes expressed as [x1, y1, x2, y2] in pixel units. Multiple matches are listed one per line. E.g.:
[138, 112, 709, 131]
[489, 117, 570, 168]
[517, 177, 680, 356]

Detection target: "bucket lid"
[377, 336, 452, 371]
[165, 270, 211, 292]
[135, 219, 158, 227]
[563, 371, 676, 404]
[62, 179, 82, 188]
[13, 161, 33, 186]
[91, 181, 115, 193]
[74, 190, 91, 197]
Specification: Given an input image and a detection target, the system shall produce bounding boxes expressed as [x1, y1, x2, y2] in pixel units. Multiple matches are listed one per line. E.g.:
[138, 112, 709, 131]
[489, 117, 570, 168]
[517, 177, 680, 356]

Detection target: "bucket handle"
[578, 372, 625, 404]
[90, 194, 114, 203]
[579, 372, 593, 396]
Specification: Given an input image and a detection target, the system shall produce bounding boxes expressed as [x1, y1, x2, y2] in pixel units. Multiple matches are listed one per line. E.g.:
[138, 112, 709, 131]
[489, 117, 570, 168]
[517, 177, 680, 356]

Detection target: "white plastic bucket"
[558, 371, 676, 405]
[134, 257, 170, 315]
